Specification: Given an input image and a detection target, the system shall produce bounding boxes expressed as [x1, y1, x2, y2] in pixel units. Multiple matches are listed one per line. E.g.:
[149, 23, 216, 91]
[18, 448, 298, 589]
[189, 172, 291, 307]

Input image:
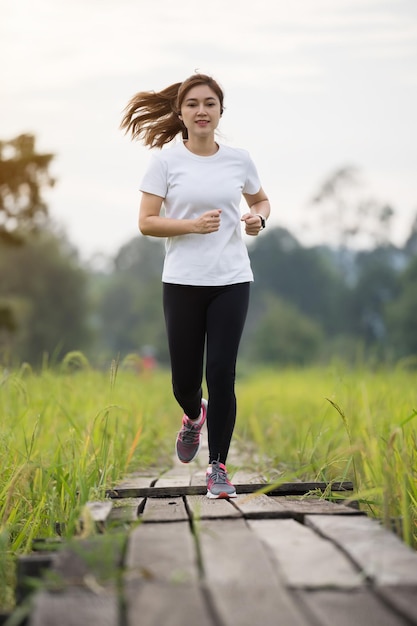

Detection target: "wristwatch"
[257, 214, 266, 229]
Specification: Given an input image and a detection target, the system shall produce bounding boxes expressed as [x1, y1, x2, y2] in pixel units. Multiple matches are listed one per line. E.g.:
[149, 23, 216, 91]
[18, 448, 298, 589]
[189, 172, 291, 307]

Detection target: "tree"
[386, 255, 417, 361]
[404, 210, 417, 259]
[0, 233, 92, 365]
[309, 165, 395, 252]
[246, 294, 323, 365]
[346, 246, 403, 349]
[248, 227, 348, 335]
[95, 236, 168, 362]
[0, 134, 55, 242]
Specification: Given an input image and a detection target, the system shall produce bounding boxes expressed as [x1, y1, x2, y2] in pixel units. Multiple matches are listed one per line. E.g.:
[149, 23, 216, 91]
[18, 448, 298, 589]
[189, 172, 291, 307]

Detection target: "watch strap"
[256, 214, 266, 229]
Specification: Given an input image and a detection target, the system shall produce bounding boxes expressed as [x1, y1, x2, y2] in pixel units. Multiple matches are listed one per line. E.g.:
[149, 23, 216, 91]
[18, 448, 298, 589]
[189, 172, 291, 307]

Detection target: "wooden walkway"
[12, 444, 417, 626]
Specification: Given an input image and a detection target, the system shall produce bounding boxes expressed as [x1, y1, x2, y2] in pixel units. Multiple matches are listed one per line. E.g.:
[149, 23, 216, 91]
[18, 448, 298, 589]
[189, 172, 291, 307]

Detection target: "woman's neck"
[184, 137, 219, 156]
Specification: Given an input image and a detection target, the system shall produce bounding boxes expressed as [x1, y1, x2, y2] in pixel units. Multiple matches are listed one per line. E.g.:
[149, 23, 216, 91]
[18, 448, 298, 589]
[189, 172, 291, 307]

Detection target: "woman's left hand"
[241, 213, 263, 236]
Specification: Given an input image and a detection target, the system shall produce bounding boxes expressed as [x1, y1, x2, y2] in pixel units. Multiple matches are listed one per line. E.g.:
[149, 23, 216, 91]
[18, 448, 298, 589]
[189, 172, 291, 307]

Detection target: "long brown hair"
[120, 74, 224, 148]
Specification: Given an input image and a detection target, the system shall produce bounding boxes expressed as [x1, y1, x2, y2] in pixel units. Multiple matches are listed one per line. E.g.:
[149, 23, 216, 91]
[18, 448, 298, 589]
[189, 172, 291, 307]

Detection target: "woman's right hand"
[194, 210, 222, 234]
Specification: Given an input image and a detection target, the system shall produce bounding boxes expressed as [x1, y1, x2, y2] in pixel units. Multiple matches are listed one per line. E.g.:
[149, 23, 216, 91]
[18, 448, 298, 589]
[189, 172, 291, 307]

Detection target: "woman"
[121, 73, 270, 498]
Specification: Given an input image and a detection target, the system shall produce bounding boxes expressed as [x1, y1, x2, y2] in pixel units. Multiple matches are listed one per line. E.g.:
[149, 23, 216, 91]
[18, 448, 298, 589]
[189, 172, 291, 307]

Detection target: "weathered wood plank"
[249, 518, 363, 589]
[306, 515, 417, 585]
[106, 480, 353, 499]
[140, 497, 189, 523]
[27, 536, 124, 626]
[230, 468, 267, 484]
[125, 521, 198, 584]
[110, 475, 151, 516]
[84, 500, 113, 520]
[185, 494, 242, 519]
[231, 493, 289, 518]
[79, 501, 113, 532]
[273, 496, 365, 518]
[153, 475, 191, 488]
[50, 534, 126, 585]
[294, 589, 408, 626]
[112, 475, 156, 489]
[108, 498, 142, 523]
[125, 580, 213, 626]
[16, 554, 56, 604]
[379, 586, 417, 624]
[29, 588, 119, 626]
[198, 518, 311, 626]
[189, 468, 208, 486]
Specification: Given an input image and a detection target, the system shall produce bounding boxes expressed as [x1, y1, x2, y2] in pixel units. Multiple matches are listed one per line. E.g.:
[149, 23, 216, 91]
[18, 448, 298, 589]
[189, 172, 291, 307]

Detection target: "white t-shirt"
[139, 141, 261, 286]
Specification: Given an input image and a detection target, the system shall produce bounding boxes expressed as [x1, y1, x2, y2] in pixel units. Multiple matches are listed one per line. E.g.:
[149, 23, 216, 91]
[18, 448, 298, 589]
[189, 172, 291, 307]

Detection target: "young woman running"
[121, 73, 270, 498]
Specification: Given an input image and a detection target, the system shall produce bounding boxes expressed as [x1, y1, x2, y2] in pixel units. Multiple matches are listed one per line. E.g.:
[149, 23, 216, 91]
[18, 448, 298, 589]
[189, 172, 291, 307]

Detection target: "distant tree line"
[1, 133, 417, 368]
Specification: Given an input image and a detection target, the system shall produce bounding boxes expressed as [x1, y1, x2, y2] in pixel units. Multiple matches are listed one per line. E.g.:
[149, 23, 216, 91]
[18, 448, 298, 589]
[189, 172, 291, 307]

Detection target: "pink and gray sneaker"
[175, 399, 207, 463]
[206, 459, 237, 499]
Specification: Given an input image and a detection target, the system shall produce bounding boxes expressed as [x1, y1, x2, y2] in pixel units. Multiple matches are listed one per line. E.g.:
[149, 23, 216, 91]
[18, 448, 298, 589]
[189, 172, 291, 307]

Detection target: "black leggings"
[163, 282, 250, 464]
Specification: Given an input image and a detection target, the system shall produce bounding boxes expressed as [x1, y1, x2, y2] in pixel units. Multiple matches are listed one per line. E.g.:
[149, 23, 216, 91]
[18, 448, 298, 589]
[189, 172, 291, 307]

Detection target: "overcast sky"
[1, 0, 417, 262]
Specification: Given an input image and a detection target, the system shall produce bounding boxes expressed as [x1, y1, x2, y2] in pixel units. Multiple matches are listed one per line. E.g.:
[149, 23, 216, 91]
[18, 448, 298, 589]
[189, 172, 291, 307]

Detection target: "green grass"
[0, 358, 176, 610]
[235, 364, 417, 546]
[1, 358, 417, 610]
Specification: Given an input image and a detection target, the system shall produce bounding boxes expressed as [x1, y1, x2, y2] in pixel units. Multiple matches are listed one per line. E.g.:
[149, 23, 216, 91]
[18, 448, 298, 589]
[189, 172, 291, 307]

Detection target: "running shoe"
[206, 459, 237, 499]
[175, 399, 207, 463]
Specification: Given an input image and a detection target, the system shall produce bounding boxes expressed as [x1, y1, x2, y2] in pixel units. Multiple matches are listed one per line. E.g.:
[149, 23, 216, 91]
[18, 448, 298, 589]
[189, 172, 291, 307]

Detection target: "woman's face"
[179, 84, 222, 139]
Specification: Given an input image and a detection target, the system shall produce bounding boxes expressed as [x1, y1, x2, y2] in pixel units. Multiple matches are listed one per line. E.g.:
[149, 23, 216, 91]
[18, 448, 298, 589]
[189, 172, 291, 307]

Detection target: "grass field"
[236, 364, 417, 547]
[1, 357, 416, 609]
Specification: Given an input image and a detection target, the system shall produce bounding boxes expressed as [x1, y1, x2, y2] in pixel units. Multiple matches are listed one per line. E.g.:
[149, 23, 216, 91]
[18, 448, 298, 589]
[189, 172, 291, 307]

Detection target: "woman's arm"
[241, 188, 271, 236]
[139, 192, 222, 237]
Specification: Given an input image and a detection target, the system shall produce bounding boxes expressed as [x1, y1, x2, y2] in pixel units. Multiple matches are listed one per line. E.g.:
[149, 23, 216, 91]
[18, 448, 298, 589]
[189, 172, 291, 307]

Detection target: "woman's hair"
[120, 73, 224, 148]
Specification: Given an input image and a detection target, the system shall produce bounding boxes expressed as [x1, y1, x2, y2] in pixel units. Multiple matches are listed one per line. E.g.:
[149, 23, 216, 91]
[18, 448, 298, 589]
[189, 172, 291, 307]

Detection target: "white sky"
[1, 0, 417, 262]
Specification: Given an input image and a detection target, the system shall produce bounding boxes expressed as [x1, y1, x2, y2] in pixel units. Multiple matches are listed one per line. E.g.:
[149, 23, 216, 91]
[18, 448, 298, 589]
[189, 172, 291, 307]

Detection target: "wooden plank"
[51, 534, 125, 585]
[190, 468, 208, 487]
[21, 535, 125, 619]
[79, 501, 113, 532]
[125, 580, 213, 626]
[29, 588, 118, 626]
[273, 496, 365, 518]
[306, 515, 417, 585]
[249, 519, 363, 589]
[125, 521, 198, 583]
[110, 475, 151, 515]
[112, 475, 156, 489]
[379, 586, 417, 624]
[84, 500, 113, 520]
[140, 497, 189, 523]
[294, 589, 408, 626]
[160, 460, 194, 476]
[108, 498, 142, 523]
[16, 554, 56, 604]
[230, 468, 267, 484]
[198, 518, 310, 626]
[185, 494, 242, 519]
[107, 485, 205, 498]
[153, 475, 191, 488]
[231, 493, 289, 518]
[106, 480, 353, 499]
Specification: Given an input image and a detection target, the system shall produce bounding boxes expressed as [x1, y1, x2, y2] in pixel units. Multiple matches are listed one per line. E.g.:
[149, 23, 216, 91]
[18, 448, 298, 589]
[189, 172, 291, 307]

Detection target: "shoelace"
[209, 467, 229, 485]
[179, 420, 201, 444]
